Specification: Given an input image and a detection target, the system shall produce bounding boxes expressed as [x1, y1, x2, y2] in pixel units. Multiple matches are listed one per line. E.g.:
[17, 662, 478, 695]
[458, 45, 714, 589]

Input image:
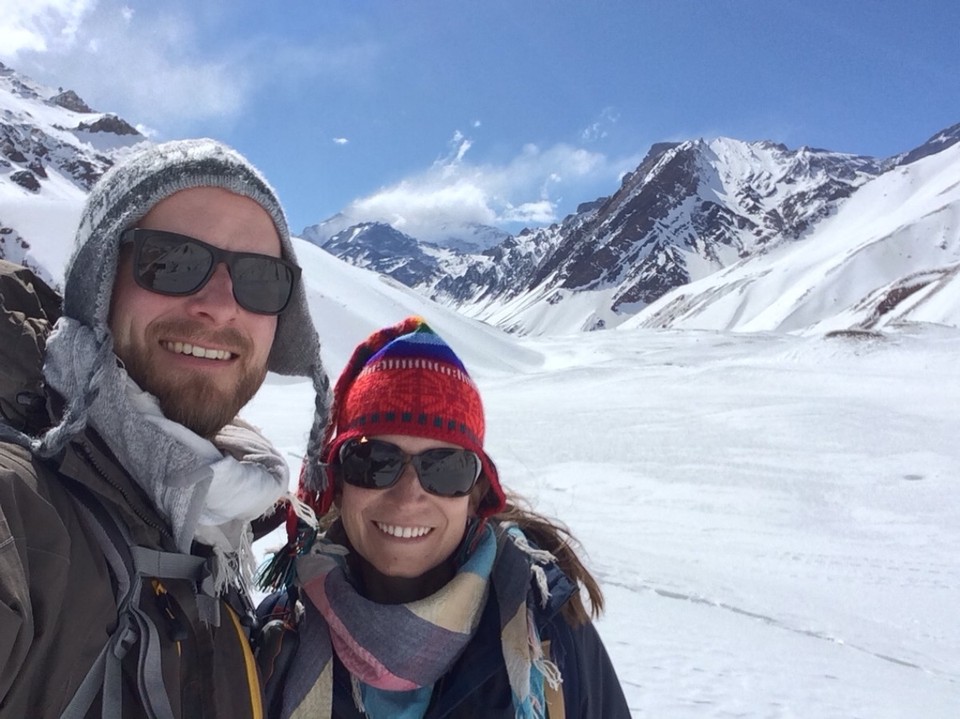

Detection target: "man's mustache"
[147, 319, 253, 356]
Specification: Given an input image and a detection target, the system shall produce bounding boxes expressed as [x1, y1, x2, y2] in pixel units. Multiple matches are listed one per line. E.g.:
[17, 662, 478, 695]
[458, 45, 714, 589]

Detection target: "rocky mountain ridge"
[0, 61, 146, 281]
[1, 60, 957, 336]
[311, 122, 960, 334]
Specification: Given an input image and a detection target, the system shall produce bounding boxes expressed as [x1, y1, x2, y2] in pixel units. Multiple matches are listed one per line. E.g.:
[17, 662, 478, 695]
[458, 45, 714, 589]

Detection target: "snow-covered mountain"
[2, 60, 957, 339]
[317, 221, 449, 287]
[626, 137, 960, 334]
[0, 62, 147, 284]
[303, 213, 509, 253]
[254, 238, 960, 719]
[316, 127, 960, 336]
[314, 219, 559, 313]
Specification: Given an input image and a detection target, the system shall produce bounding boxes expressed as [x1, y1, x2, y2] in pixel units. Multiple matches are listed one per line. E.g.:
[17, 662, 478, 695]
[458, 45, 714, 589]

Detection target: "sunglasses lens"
[416, 448, 481, 497]
[231, 255, 296, 314]
[339, 440, 405, 489]
[136, 232, 214, 294]
[127, 230, 298, 315]
[337, 440, 481, 497]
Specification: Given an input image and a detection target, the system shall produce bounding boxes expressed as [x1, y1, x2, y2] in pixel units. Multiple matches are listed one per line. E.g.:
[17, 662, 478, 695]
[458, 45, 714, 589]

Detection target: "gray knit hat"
[61, 138, 331, 488]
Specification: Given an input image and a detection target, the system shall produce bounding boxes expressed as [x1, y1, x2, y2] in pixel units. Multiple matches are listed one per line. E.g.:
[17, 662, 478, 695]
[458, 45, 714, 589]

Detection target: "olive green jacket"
[0, 259, 264, 718]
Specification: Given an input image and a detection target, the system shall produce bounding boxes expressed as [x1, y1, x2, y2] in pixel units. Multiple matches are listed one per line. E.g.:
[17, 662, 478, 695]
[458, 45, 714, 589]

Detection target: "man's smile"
[160, 340, 236, 361]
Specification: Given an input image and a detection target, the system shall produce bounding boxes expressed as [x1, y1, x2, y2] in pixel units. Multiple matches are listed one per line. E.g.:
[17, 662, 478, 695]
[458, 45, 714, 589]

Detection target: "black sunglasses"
[336, 438, 482, 498]
[120, 228, 301, 315]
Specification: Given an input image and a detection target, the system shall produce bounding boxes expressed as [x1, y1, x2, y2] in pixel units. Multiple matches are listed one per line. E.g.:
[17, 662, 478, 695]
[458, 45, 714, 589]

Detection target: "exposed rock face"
[0, 121, 116, 192]
[76, 115, 140, 136]
[10, 170, 41, 192]
[0, 63, 147, 271]
[894, 122, 960, 167]
[321, 222, 446, 287]
[50, 89, 94, 113]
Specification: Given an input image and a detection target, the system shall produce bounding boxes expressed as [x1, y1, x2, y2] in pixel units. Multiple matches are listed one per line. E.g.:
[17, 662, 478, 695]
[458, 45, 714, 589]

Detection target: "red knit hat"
[299, 316, 506, 518]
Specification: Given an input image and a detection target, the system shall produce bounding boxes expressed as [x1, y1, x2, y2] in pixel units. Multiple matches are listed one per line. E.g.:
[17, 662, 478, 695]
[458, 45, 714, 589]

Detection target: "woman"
[257, 317, 630, 718]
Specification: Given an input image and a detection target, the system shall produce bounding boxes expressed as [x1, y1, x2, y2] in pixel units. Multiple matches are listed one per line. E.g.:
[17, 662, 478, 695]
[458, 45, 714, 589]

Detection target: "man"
[0, 139, 330, 718]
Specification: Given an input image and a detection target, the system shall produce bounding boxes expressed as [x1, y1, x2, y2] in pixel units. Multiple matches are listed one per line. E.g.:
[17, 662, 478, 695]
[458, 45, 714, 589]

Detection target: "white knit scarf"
[43, 317, 288, 593]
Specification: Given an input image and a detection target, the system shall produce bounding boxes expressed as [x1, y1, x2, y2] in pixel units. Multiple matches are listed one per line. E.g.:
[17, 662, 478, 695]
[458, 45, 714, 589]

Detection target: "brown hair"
[491, 491, 604, 626]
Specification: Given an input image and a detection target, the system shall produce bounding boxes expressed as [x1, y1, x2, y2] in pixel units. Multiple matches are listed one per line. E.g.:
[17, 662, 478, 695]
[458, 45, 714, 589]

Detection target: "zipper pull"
[152, 579, 189, 643]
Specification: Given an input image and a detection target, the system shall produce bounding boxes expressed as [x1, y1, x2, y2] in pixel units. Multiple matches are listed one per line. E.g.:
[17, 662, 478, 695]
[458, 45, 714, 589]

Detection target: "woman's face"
[337, 434, 473, 583]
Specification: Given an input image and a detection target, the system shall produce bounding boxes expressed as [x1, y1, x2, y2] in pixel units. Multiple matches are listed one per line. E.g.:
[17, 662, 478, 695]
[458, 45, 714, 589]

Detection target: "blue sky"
[2, 0, 958, 237]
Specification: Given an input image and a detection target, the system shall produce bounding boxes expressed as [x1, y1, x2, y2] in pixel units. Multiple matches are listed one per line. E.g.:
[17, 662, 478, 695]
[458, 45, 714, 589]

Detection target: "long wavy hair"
[491, 491, 604, 625]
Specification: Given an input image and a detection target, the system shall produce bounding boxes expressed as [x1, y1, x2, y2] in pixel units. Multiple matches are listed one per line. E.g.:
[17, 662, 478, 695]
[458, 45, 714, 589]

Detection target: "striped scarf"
[278, 521, 561, 719]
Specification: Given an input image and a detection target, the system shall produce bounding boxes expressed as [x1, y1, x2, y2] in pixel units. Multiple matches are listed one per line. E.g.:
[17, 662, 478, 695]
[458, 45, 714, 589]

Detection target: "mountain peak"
[50, 89, 95, 113]
[319, 124, 959, 335]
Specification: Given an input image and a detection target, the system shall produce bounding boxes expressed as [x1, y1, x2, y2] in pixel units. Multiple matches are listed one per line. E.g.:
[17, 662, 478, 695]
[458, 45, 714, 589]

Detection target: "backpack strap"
[57, 477, 208, 719]
[540, 639, 566, 719]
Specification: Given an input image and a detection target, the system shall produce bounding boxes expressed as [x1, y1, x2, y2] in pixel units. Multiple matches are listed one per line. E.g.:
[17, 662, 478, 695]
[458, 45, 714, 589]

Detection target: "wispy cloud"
[581, 106, 620, 143]
[333, 137, 350, 145]
[0, 0, 378, 135]
[0, 0, 94, 55]
[340, 131, 641, 238]
[0, 2, 247, 127]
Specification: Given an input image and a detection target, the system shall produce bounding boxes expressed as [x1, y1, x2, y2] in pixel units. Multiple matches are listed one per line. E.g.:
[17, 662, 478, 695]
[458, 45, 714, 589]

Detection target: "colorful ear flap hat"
[299, 316, 506, 518]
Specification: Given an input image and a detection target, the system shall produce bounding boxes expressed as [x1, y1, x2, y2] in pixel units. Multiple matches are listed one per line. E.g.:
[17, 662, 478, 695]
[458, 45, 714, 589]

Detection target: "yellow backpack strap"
[225, 604, 265, 719]
[541, 640, 566, 719]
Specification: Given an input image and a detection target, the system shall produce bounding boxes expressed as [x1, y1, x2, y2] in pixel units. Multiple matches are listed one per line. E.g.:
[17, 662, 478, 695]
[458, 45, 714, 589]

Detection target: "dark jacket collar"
[56, 427, 175, 550]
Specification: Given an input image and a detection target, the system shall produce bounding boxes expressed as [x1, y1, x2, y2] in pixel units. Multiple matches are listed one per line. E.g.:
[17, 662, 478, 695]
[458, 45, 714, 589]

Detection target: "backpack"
[0, 260, 243, 718]
[0, 259, 62, 434]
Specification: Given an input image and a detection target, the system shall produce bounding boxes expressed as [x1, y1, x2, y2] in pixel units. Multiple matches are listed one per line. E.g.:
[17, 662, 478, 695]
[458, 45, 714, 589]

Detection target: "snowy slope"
[313, 129, 960, 337]
[1, 76, 955, 712]
[245, 253, 960, 718]
[0, 62, 146, 283]
[626, 142, 960, 334]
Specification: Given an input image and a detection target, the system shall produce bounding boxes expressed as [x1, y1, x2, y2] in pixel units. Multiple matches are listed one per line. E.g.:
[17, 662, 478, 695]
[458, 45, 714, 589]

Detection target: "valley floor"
[250, 324, 960, 718]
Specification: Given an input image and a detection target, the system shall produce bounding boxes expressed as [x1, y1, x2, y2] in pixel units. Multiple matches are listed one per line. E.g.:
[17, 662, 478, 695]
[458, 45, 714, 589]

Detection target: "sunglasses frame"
[335, 438, 482, 498]
[120, 228, 302, 315]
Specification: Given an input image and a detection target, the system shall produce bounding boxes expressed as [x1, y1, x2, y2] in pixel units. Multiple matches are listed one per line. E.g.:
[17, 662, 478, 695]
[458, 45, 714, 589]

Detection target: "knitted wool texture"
[305, 316, 505, 517]
[60, 138, 331, 489]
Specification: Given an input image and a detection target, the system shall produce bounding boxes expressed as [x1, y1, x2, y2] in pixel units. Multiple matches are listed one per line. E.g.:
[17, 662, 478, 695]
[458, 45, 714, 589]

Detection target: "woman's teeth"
[375, 522, 432, 539]
[162, 341, 233, 360]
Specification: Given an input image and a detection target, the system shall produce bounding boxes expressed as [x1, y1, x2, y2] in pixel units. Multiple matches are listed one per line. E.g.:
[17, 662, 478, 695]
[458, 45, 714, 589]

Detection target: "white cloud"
[581, 106, 620, 143]
[0, 0, 379, 135]
[0, 0, 95, 55]
[333, 137, 349, 145]
[340, 131, 641, 239]
[502, 200, 556, 224]
[134, 122, 161, 139]
[0, 1, 248, 129]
